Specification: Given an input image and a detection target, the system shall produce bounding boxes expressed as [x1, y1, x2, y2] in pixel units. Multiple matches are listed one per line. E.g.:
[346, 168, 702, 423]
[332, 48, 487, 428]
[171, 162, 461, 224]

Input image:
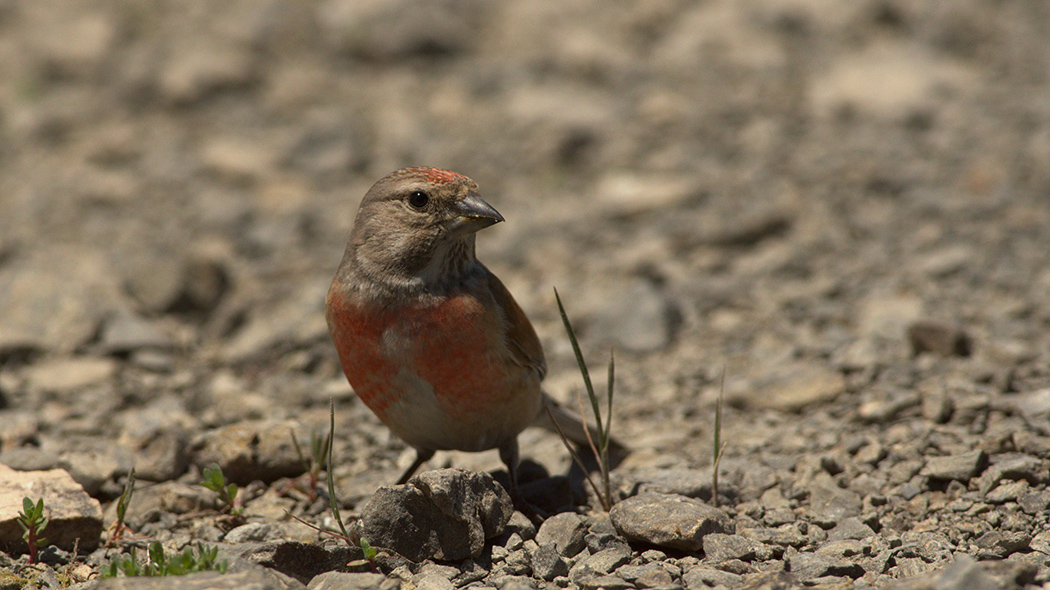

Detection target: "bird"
[325, 166, 617, 495]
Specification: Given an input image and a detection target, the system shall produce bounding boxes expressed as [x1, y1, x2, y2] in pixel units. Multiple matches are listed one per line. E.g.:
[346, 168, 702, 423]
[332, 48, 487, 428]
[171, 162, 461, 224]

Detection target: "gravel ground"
[1, 0, 1050, 589]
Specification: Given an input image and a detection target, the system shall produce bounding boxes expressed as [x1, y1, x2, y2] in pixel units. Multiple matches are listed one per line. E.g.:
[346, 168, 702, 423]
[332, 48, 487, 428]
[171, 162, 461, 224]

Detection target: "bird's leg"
[499, 438, 546, 524]
[396, 448, 435, 485]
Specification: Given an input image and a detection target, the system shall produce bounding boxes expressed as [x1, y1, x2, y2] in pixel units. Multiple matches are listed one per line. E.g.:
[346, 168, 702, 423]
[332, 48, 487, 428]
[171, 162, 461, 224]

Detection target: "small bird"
[325, 166, 613, 493]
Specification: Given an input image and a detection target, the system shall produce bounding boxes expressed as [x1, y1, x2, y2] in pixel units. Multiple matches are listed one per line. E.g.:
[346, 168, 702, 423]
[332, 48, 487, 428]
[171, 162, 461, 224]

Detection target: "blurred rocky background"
[1, 0, 1049, 588]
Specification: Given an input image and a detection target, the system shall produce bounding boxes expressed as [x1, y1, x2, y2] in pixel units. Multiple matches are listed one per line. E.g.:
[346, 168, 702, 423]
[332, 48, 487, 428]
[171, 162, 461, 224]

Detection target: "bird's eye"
[407, 190, 430, 209]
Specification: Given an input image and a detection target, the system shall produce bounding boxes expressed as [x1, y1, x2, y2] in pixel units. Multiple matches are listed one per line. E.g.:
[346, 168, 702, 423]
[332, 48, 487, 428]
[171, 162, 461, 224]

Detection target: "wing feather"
[485, 269, 547, 380]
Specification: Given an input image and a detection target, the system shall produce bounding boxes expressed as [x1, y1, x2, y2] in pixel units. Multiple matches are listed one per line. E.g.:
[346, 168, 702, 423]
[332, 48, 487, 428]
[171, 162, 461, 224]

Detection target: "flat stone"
[569, 545, 632, 584]
[24, 356, 118, 393]
[736, 362, 846, 412]
[701, 533, 756, 562]
[0, 246, 125, 354]
[191, 420, 308, 485]
[920, 450, 988, 481]
[681, 566, 742, 589]
[827, 517, 875, 541]
[91, 566, 306, 590]
[985, 480, 1029, 504]
[803, 482, 862, 528]
[610, 492, 733, 551]
[99, 311, 173, 354]
[534, 511, 587, 557]
[786, 552, 865, 581]
[617, 563, 675, 588]
[974, 530, 1032, 559]
[579, 574, 634, 590]
[236, 541, 356, 584]
[527, 542, 569, 581]
[907, 320, 972, 357]
[0, 464, 103, 554]
[307, 572, 398, 590]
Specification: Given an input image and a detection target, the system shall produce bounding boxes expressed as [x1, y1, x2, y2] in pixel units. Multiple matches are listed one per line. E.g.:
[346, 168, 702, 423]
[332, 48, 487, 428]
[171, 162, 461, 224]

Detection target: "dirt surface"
[2, 0, 1050, 588]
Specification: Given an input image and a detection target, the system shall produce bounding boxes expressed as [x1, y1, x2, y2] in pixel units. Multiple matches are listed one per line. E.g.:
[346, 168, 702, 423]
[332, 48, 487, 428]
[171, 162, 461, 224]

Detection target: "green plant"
[201, 464, 242, 515]
[712, 371, 728, 507]
[546, 287, 616, 511]
[287, 427, 331, 502]
[285, 402, 377, 572]
[107, 468, 136, 546]
[101, 542, 227, 578]
[358, 538, 378, 571]
[17, 497, 50, 564]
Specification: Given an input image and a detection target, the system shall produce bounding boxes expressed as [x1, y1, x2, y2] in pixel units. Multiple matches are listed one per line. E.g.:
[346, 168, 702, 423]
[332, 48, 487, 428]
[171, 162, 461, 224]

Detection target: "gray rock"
[159, 39, 256, 105]
[317, 0, 484, 60]
[360, 468, 513, 562]
[815, 539, 866, 558]
[610, 493, 733, 551]
[827, 517, 875, 541]
[0, 464, 103, 554]
[99, 311, 173, 354]
[985, 480, 1029, 503]
[497, 548, 532, 576]
[740, 524, 806, 548]
[412, 573, 455, 590]
[580, 574, 634, 590]
[701, 533, 756, 562]
[222, 281, 329, 362]
[803, 482, 862, 528]
[528, 542, 569, 581]
[973, 530, 1032, 559]
[307, 572, 398, 590]
[975, 453, 1047, 494]
[59, 443, 134, 497]
[129, 428, 191, 483]
[907, 321, 973, 357]
[225, 522, 286, 543]
[617, 563, 676, 588]
[681, 566, 743, 589]
[855, 441, 888, 465]
[884, 553, 1037, 590]
[236, 541, 357, 585]
[1007, 389, 1050, 434]
[102, 480, 217, 526]
[786, 552, 865, 581]
[618, 468, 714, 500]
[591, 277, 679, 353]
[192, 420, 308, 485]
[504, 510, 537, 541]
[534, 511, 587, 557]
[1019, 490, 1050, 515]
[23, 356, 118, 394]
[729, 362, 846, 412]
[920, 450, 988, 481]
[0, 245, 125, 354]
[584, 514, 630, 554]
[569, 545, 632, 584]
[0, 446, 62, 472]
[90, 566, 306, 590]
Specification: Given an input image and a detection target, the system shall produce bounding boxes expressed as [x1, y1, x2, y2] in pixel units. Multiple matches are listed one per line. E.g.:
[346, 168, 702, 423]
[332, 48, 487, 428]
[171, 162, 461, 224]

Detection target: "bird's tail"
[535, 393, 628, 457]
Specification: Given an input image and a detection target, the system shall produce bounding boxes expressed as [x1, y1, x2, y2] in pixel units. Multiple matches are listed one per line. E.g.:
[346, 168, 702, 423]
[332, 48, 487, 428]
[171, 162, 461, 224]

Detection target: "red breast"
[326, 282, 542, 452]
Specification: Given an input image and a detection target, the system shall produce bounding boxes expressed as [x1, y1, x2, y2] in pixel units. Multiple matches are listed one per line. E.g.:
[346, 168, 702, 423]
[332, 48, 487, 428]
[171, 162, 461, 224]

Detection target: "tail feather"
[534, 393, 627, 455]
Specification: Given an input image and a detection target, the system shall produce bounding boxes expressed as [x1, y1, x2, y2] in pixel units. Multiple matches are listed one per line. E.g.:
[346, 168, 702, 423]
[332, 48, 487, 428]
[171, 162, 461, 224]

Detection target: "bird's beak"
[450, 192, 504, 235]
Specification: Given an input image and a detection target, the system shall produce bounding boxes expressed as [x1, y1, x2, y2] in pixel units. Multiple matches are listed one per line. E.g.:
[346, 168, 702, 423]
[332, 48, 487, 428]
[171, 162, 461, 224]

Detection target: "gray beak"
[451, 192, 504, 233]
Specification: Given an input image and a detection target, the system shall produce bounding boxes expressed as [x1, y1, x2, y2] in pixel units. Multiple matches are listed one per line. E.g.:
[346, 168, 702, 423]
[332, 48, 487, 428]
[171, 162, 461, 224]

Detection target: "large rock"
[0, 465, 103, 554]
[609, 492, 733, 551]
[360, 469, 513, 562]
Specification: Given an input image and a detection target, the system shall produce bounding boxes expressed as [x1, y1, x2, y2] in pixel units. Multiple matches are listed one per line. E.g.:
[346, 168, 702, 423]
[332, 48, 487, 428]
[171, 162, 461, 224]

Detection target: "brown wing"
[485, 269, 547, 381]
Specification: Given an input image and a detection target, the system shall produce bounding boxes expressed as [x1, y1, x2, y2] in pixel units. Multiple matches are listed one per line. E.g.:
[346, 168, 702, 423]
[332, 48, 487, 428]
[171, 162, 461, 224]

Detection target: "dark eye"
[407, 190, 429, 209]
